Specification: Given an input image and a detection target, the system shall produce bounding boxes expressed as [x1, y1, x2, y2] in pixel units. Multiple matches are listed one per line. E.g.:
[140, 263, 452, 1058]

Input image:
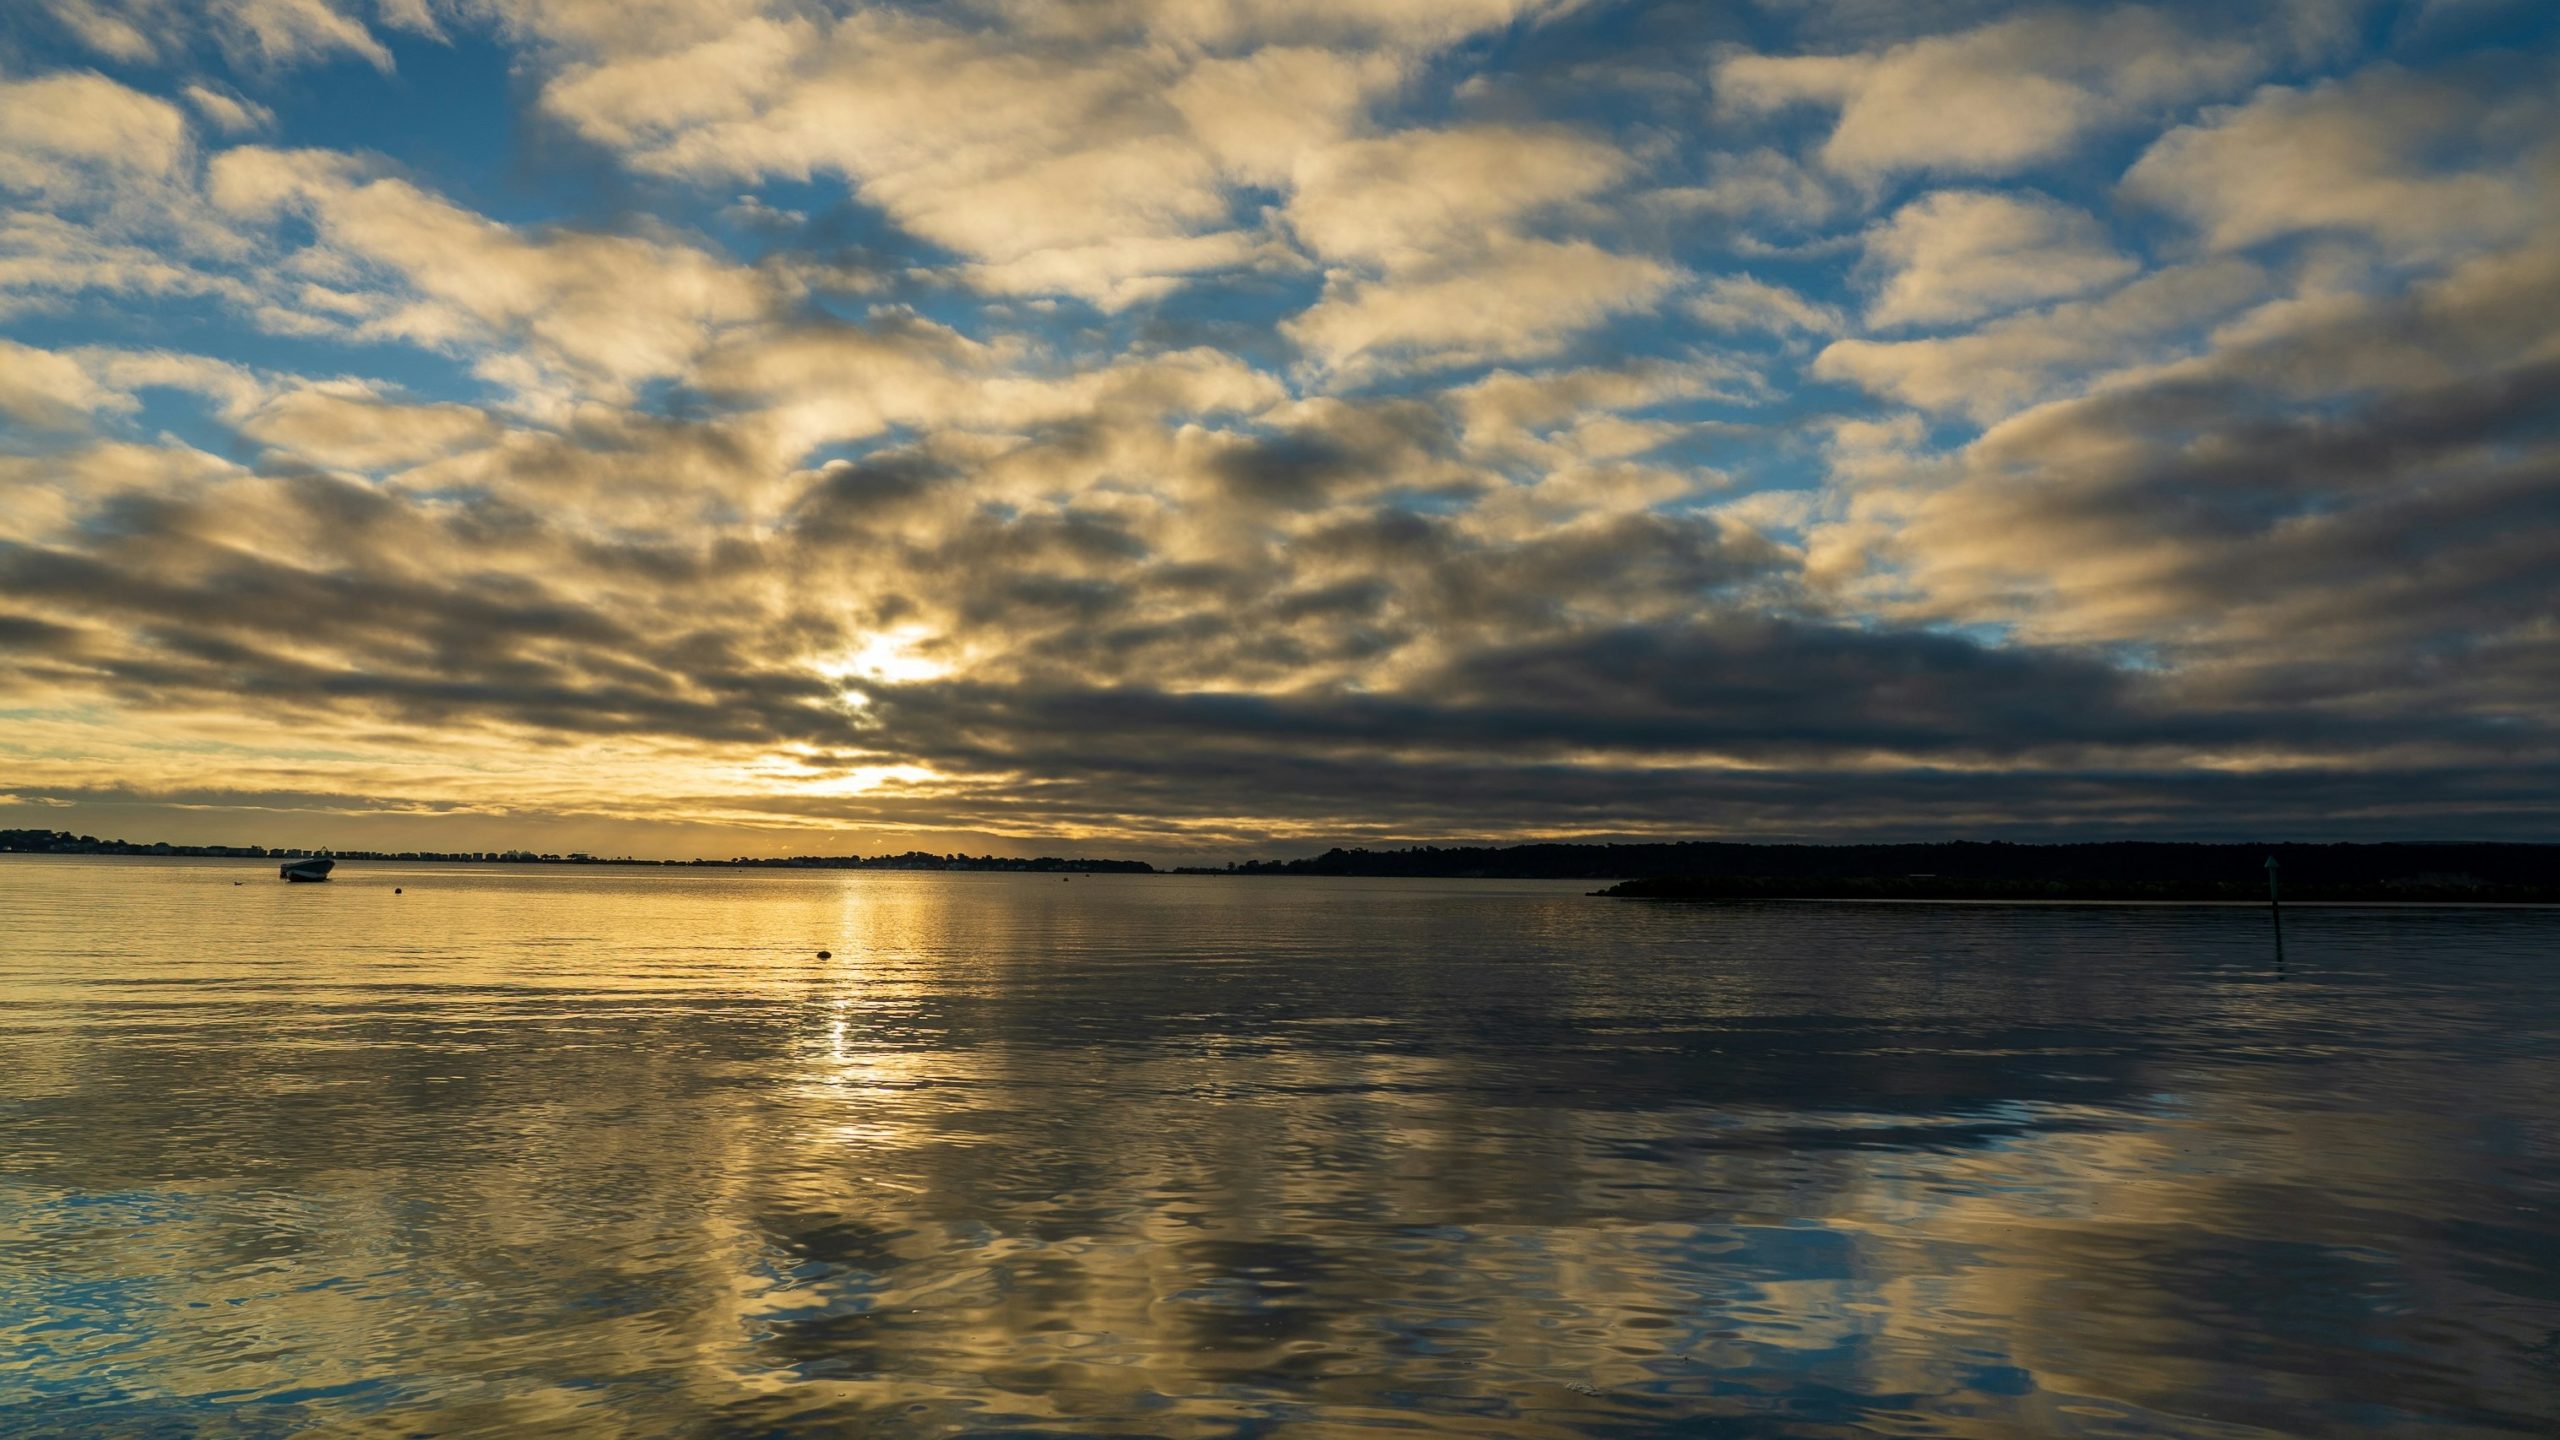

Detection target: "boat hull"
[279, 858, 336, 882]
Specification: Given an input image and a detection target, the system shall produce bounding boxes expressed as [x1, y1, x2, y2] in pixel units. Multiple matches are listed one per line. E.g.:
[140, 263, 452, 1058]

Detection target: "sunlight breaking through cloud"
[1, 0, 2555, 856]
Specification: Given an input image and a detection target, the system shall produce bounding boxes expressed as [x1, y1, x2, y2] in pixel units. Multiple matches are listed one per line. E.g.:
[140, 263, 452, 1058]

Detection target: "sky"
[0, 0, 2555, 860]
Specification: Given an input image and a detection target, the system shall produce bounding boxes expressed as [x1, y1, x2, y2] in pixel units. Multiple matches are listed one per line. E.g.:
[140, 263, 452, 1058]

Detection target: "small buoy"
[817, 950, 832, 959]
[394, 887, 402, 894]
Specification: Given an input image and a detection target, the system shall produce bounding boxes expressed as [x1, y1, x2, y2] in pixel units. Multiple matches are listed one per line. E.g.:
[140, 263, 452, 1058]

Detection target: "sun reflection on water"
[2, 862, 2557, 1437]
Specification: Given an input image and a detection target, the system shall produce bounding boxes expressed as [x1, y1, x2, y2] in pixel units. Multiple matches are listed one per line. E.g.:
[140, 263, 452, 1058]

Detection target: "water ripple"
[2, 858, 2558, 1437]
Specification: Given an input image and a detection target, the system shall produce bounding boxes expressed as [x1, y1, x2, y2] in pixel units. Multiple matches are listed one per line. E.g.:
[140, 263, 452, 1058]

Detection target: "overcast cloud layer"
[2, 0, 2555, 857]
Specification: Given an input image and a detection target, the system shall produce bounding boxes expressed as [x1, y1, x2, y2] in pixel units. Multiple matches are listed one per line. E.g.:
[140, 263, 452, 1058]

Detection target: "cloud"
[0, 72, 278, 321]
[697, 318, 1281, 467]
[234, 380, 505, 470]
[5, 2, 2559, 851]
[0, 71, 192, 194]
[528, 9, 1332, 308]
[1266, 121, 1676, 376]
[1687, 274, 1846, 336]
[0, 212, 257, 318]
[211, 0, 394, 71]
[535, 11, 1249, 307]
[1165, 46, 1409, 187]
[96, 338, 254, 383]
[181, 84, 275, 135]
[0, 341, 250, 439]
[0, 337, 129, 427]
[1286, 238, 1682, 378]
[209, 147, 778, 405]
[1813, 258, 2266, 420]
[848, 615, 2153, 793]
[524, 4, 1584, 308]
[1453, 359, 1760, 458]
[36, 0, 395, 71]
[1717, 5, 2337, 179]
[979, 0, 1569, 50]
[1652, 147, 1847, 230]
[1859, 189, 2137, 328]
[1285, 124, 1634, 269]
[34, 1, 164, 63]
[1811, 222, 2560, 732]
[2124, 63, 2550, 261]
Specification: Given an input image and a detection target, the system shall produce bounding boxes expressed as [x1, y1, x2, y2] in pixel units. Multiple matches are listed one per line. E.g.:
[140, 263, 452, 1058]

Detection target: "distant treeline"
[3, 830, 340, 859]
[722, 851, 1152, 873]
[1184, 840, 2560, 898]
[1600, 874, 2560, 904]
[16, 828, 2557, 896]
[0, 830, 1152, 873]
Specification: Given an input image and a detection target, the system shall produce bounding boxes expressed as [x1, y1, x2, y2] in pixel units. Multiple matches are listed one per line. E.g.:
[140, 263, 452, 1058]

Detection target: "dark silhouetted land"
[1597, 874, 2560, 903]
[0, 831, 1151, 873]
[16, 830, 2559, 899]
[1183, 841, 2560, 902]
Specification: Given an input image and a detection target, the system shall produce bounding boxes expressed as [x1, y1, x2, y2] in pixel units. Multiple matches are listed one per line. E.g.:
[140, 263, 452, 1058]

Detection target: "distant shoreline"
[1613, 894, 2560, 908]
[10, 833, 2556, 899]
[1596, 875, 2560, 905]
[0, 832, 1152, 873]
[0, 851, 1156, 874]
[17, 854, 2558, 907]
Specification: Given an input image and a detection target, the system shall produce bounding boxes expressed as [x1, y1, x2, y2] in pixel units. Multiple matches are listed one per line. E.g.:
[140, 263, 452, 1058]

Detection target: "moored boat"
[279, 857, 335, 882]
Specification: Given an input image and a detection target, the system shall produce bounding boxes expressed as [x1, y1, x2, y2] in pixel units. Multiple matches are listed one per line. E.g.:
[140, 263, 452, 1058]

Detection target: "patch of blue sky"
[2381, 0, 2560, 62]
[1371, 485, 1484, 517]
[1099, 269, 1327, 373]
[794, 288, 897, 335]
[1631, 422, 1773, 481]
[1910, 409, 1990, 453]
[1911, 618, 2021, 652]
[781, 249, 1049, 355]
[617, 373, 715, 426]
[703, 177, 890, 255]
[706, 176, 961, 312]
[249, 30, 635, 233]
[2108, 642, 2172, 674]
[114, 388, 239, 461]
[864, 287, 1026, 352]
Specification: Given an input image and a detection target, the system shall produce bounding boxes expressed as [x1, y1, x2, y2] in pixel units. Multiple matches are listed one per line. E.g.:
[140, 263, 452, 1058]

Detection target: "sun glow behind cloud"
[729, 753, 944, 800]
[821, 627, 955, 692]
[1, 0, 2556, 856]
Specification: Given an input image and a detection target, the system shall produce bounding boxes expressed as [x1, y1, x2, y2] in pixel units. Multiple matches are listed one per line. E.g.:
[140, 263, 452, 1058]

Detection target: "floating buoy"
[394, 887, 402, 894]
[817, 950, 832, 959]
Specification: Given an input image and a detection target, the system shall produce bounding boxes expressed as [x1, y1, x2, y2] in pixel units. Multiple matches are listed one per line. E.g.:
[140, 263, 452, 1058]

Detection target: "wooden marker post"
[2266, 854, 2284, 970]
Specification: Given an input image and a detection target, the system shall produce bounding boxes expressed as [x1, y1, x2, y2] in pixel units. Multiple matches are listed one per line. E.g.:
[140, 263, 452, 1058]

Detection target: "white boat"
[279, 857, 335, 882]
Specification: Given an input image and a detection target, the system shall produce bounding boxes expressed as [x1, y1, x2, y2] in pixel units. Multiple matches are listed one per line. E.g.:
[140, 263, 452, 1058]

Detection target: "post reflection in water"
[2, 858, 2558, 1438]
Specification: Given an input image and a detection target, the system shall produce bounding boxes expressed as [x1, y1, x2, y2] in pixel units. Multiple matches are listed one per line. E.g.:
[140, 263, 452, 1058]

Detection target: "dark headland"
[1183, 841, 2560, 903]
[9, 830, 2558, 901]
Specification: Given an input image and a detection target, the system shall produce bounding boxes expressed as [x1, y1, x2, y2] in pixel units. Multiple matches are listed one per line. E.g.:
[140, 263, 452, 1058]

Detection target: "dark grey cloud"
[0, 611, 83, 650]
[788, 453, 956, 538]
[4, 1, 2557, 852]
[1884, 255, 2560, 724]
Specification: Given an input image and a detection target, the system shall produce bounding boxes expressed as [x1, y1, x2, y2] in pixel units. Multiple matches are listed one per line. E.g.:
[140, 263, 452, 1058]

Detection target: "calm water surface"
[3, 857, 2558, 1438]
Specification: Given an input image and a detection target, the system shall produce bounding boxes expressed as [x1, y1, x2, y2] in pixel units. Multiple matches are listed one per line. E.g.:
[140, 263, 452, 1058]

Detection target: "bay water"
[4, 857, 2557, 1437]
